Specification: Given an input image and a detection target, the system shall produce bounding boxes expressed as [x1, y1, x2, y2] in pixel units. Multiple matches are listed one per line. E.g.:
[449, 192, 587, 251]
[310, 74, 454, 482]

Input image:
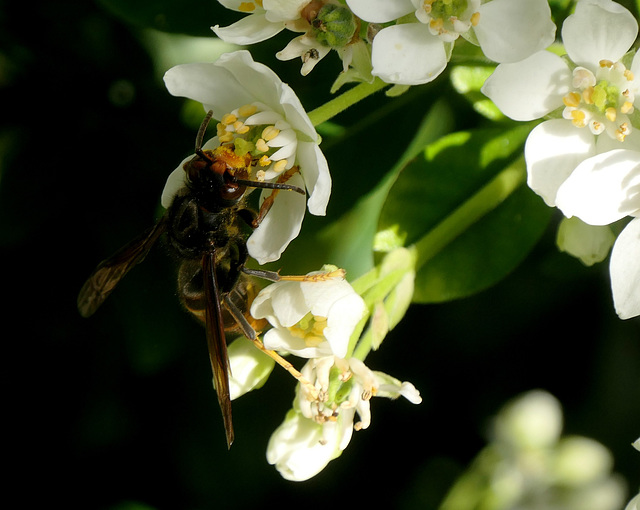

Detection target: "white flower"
[482, 0, 640, 207]
[266, 406, 354, 481]
[554, 150, 640, 318]
[212, 1, 358, 75]
[346, 0, 555, 85]
[249, 268, 365, 359]
[162, 50, 331, 264]
[267, 355, 421, 480]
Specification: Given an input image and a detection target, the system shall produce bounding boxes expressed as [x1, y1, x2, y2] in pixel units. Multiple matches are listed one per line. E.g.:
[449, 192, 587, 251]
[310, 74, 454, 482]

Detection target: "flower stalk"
[307, 78, 389, 127]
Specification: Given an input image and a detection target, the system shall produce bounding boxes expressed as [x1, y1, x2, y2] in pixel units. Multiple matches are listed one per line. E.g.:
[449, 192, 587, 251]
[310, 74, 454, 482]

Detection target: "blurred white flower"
[267, 355, 421, 481]
[161, 50, 331, 264]
[250, 267, 365, 359]
[347, 0, 555, 85]
[464, 390, 628, 510]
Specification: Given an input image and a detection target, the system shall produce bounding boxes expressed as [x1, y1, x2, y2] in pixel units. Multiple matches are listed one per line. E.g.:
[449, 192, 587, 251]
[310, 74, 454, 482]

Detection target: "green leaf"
[376, 124, 552, 303]
[317, 99, 455, 278]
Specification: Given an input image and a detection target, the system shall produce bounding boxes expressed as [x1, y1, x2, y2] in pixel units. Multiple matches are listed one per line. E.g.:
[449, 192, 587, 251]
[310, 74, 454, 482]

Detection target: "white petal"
[525, 119, 597, 206]
[481, 51, 570, 121]
[262, 328, 333, 358]
[267, 411, 348, 481]
[269, 280, 309, 327]
[247, 172, 306, 263]
[297, 141, 331, 216]
[556, 149, 640, 225]
[163, 61, 253, 119]
[475, 0, 556, 63]
[212, 14, 285, 45]
[562, 0, 638, 68]
[371, 24, 447, 85]
[323, 293, 366, 358]
[610, 217, 640, 319]
[214, 51, 284, 113]
[262, 0, 308, 21]
[345, 0, 413, 23]
[556, 216, 615, 266]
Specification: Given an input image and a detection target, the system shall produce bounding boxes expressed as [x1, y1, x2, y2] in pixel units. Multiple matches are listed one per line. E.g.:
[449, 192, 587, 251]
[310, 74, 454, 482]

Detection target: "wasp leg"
[241, 266, 346, 282]
[223, 293, 320, 401]
[252, 165, 301, 229]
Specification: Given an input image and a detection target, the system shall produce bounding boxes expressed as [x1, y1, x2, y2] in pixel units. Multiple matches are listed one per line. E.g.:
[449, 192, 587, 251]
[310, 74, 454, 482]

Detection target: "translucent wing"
[77, 215, 168, 318]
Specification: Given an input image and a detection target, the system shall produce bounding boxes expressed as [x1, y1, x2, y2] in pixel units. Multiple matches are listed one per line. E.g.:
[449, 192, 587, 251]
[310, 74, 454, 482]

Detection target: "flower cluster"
[250, 267, 422, 481]
[211, 0, 556, 85]
[443, 390, 628, 510]
[482, 0, 640, 319]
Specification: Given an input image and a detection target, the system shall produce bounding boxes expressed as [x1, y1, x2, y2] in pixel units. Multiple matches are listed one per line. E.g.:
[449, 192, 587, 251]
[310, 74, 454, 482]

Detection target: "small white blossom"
[346, 0, 555, 85]
[212, 1, 358, 75]
[250, 268, 365, 359]
[267, 355, 421, 480]
[161, 50, 331, 264]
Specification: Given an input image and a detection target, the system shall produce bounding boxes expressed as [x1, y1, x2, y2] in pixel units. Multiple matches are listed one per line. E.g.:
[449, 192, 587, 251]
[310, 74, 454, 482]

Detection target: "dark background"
[2, 0, 638, 508]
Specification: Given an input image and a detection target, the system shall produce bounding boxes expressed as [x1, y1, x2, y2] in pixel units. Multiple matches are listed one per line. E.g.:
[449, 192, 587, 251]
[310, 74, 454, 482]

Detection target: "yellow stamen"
[624, 69, 635, 81]
[238, 2, 256, 12]
[255, 138, 269, 152]
[273, 159, 288, 173]
[621, 101, 634, 114]
[233, 121, 250, 134]
[238, 104, 258, 117]
[221, 113, 237, 125]
[262, 125, 280, 141]
[563, 92, 581, 108]
[255, 169, 266, 181]
[571, 110, 586, 127]
[430, 18, 444, 33]
[599, 59, 614, 68]
[605, 107, 617, 122]
[470, 12, 480, 26]
[219, 131, 234, 143]
[582, 86, 594, 104]
[258, 155, 271, 167]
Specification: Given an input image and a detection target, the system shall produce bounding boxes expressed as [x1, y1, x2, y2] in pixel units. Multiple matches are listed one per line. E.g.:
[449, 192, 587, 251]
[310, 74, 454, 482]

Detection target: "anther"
[599, 59, 614, 68]
[273, 159, 288, 173]
[238, 104, 258, 117]
[605, 107, 617, 122]
[470, 12, 480, 26]
[256, 138, 269, 152]
[221, 113, 237, 125]
[262, 126, 280, 141]
[563, 92, 581, 108]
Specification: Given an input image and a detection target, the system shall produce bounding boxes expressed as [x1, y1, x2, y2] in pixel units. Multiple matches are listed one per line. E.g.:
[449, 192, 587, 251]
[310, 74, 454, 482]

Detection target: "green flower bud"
[312, 4, 357, 49]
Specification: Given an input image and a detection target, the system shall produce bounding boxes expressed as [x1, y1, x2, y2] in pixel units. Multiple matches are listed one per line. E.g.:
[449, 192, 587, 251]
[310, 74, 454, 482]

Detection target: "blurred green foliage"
[1, 0, 638, 508]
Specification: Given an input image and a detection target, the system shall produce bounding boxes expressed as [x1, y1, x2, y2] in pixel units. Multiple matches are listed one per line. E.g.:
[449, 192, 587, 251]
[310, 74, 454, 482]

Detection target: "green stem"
[414, 155, 526, 270]
[307, 78, 388, 126]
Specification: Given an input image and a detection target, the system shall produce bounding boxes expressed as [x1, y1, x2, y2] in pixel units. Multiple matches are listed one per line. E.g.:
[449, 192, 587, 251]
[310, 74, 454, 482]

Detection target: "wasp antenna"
[235, 179, 306, 195]
[196, 110, 215, 152]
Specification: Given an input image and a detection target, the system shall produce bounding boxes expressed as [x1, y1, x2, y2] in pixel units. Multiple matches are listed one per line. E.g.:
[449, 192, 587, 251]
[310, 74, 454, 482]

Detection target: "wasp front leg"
[252, 165, 302, 229]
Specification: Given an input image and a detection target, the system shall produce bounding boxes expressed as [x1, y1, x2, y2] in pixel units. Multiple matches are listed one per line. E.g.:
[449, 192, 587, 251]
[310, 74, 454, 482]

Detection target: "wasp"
[78, 111, 313, 448]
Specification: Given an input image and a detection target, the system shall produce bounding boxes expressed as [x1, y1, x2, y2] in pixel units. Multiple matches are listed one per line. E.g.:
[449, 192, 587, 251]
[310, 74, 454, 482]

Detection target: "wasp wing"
[202, 249, 234, 448]
[77, 215, 168, 318]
